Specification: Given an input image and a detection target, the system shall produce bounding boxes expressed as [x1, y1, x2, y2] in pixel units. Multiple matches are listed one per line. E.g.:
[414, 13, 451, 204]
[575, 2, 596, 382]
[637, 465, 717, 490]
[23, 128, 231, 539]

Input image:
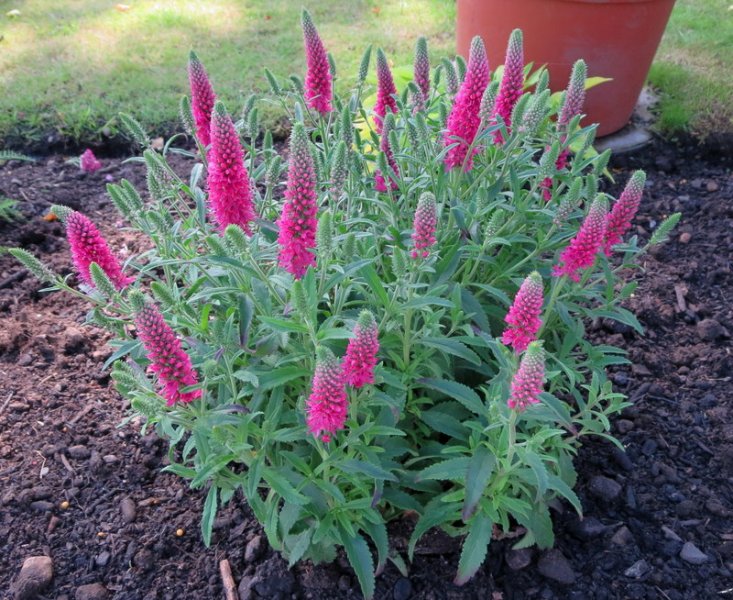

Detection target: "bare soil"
[1, 141, 731, 600]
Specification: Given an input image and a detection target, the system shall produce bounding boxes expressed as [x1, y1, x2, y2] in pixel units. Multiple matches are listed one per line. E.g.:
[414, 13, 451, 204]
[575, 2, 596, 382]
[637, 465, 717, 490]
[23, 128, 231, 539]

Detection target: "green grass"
[0, 0, 455, 148]
[0, 0, 730, 147]
[648, 0, 733, 137]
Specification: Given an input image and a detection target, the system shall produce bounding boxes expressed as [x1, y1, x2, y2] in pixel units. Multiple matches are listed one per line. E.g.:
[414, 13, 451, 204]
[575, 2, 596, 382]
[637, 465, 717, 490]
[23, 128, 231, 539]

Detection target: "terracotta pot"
[456, 0, 676, 136]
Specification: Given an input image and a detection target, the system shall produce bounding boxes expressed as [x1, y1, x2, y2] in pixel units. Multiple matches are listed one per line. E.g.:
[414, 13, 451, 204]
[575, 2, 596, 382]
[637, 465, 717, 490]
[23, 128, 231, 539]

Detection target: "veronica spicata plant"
[11, 12, 680, 599]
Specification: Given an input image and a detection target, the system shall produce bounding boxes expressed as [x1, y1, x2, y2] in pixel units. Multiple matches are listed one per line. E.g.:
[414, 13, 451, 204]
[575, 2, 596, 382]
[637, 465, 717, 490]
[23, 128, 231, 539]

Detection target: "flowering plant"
[10, 12, 679, 598]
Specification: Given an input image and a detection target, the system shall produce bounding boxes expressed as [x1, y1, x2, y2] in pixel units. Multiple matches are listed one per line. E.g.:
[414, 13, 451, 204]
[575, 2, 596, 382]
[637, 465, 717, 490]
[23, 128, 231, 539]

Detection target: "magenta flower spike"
[604, 170, 646, 255]
[374, 113, 400, 192]
[559, 60, 588, 129]
[413, 37, 430, 100]
[80, 149, 103, 173]
[301, 9, 333, 115]
[508, 341, 545, 411]
[374, 48, 398, 134]
[553, 195, 609, 282]
[490, 29, 524, 143]
[208, 102, 256, 233]
[443, 36, 490, 171]
[343, 311, 380, 388]
[306, 347, 348, 442]
[411, 192, 438, 258]
[188, 50, 217, 147]
[501, 271, 544, 353]
[134, 302, 202, 406]
[65, 210, 133, 290]
[277, 122, 318, 279]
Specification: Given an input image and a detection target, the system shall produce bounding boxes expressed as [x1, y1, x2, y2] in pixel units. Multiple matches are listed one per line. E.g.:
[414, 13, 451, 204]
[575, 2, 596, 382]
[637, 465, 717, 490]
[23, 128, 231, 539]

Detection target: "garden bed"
[0, 139, 731, 600]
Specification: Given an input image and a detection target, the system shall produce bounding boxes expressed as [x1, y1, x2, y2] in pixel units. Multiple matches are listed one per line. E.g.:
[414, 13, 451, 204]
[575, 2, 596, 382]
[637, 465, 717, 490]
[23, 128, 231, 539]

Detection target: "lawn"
[0, 0, 455, 148]
[0, 0, 729, 148]
[648, 0, 733, 138]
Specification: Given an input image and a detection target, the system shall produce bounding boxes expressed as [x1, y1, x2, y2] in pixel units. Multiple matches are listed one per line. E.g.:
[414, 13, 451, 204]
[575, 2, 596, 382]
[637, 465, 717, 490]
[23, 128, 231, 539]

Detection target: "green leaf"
[256, 366, 310, 391]
[341, 532, 375, 600]
[191, 454, 234, 488]
[362, 520, 389, 575]
[201, 486, 218, 547]
[259, 316, 309, 334]
[584, 76, 613, 90]
[408, 496, 460, 559]
[419, 378, 485, 416]
[360, 264, 390, 308]
[337, 459, 398, 482]
[416, 457, 470, 482]
[462, 447, 496, 522]
[262, 469, 309, 505]
[547, 473, 583, 516]
[402, 296, 454, 310]
[454, 513, 492, 586]
[421, 337, 482, 366]
[287, 529, 313, 567]
[524, 451, 549, 499]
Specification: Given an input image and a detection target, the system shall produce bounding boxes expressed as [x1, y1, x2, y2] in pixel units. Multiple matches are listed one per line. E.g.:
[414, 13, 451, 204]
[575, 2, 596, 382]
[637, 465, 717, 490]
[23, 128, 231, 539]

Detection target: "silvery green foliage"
[12, 29, 677, 600]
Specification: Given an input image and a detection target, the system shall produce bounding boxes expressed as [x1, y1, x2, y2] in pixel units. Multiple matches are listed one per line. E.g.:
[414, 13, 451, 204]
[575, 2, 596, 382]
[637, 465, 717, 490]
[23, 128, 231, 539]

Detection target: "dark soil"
[1, 141, 732, 600]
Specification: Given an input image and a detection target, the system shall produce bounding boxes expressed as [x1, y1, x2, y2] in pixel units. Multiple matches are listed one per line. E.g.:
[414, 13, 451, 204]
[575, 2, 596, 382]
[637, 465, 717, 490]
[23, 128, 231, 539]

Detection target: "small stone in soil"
[63, 327, 86, 354]
[611, 525, 634, 546]
[30, 500, 54, 512]
[679, 232, 692, 244]
[12, 556, 54, 600]
[238, 575, 258, 600]
[589, 475, 622, 502]
[697, 318, 726, 342]
[570, 516, 606, 540]
[505, 547, 533, 570]
[133, 548, 154, 571]
[706, 498, 732, 517]
[120, 497, 136, 523]
[624, 559, 650, 579]
[641, 438, 658, 456]
[616, 419, 634, 434]
[95, 551, 110, 567]
[393, 577, 412, 600]
[537, 550, 576, 585]
[680, 542, 708, 565]
[16, 353, 33, 367]
[67, 445, 90, 459]
[662, 525, 682, 542]
[75, 583, 108, 600]
[244, 535, 264, 563]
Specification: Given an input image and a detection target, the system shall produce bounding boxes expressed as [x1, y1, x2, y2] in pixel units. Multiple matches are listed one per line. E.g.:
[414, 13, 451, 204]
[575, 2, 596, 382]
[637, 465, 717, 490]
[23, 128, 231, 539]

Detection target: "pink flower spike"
[559, 60, 587, 128]
[604, 170, 646, 255]
[80, 149, 102, 173]
[411, 192, 438, 259]
[490, 29, 524, 144]
[374, 112, 399, 192]
[134, 302, 202, 406]
[208, 102, 256, 233]
[306, 347, 348, 442]
[553, 195, 609, 282]
[443, 36, 490, 172]
[301, 10, 333, 115]
[65, 210, 133, 290]
[188, 50, 217, 147]
[501, 271, 544, 353]
[374, 49, 398, 134]
[508, 341, 545, 411]
[343, 311, 380, 388]
[277, 122, 318, 279]
[413, 37, 430, 100]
